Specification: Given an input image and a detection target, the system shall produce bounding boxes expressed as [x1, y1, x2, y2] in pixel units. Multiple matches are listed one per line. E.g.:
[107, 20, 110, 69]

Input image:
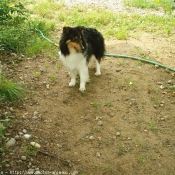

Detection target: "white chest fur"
[58, 50, 87, 71]
[58, 50, 89, 91]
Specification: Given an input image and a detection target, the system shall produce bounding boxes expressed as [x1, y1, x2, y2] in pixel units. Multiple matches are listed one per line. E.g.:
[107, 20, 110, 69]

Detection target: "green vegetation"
[0, 0, 54, 56]
[23, 144, 38, 156]
[93, 102, 100, 109]
[124, 0, 173, 13]
[28, 0, 175, 41]
[0, 0, 174, 55]
[0, 76, 26, 101]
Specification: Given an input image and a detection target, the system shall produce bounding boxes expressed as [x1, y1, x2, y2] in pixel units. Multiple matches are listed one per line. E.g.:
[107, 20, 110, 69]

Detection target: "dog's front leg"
[69, 70, 77, 87]
[79, 67, 89, 91]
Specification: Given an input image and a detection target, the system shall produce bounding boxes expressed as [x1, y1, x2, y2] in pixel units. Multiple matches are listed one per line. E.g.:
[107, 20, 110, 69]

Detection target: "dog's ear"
[63, 27, 70, 34]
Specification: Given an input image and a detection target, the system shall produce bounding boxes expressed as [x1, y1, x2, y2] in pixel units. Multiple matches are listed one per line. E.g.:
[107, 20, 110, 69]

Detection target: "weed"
[149, 156, 156, 161]
[169, 85, 175, 92]
[48, 74, 56, 82]
[105, 138, 112, 145]
[56, 62, 63, 71]
[0, 76, 26, 101]
[93, 102, 100, 109]
[33, 71, 41, 78]
[148, 120, 158, 133]
[105, 101, 113, 107]
[23, 144, 38, 156]
[93, 126, 101, 132]
[4, 117, 10, 128]
[0, 123, 4, 140]
[137, 156, 146, 163]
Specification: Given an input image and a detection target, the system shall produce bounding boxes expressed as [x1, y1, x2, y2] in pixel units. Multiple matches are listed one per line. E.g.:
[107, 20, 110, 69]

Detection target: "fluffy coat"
[59, 26, 105, 91]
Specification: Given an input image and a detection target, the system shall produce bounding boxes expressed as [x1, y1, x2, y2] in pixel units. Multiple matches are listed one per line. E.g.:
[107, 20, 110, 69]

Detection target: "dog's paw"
[79, 86, 86, 91]
[95, 72, 101, 76]
[69, 81, 76, 87]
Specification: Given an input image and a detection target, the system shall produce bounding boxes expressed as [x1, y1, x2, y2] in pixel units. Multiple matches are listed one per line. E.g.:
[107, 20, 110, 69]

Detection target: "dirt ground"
[1, 31, 175, 175]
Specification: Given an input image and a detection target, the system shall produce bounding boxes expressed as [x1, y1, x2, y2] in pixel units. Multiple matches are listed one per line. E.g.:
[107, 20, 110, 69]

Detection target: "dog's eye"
[72, 37, 78, 42]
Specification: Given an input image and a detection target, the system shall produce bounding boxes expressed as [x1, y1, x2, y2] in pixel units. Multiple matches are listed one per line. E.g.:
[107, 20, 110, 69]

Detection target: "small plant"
[56, 62, 63, 71]
[105, 138, 112, 145]
[48, 74, 56, 82]
[0, 76, 26, 101]
[33, 71, 41, 78]
[148, 121, 158, 133]
[105, 101, 113, 107]
[23, 144, 38, 156]
[93, 126, 101, 132]
[0, 123, 4, 140]
[4, 117, 10, 128]
[93, 102, 100, 109]
[137, 156, 146, 164]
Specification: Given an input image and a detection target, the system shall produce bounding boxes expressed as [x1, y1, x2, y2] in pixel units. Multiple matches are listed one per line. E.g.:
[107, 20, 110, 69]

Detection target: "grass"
[23, 144, 38, 156]
[28, 0, 175, 42]
[33, 71, 41, 78]
[0, 76, 26, 101]
[148, 120, 158, 133]
[124, 0, 173, 13]
[48, 74, 56, 82]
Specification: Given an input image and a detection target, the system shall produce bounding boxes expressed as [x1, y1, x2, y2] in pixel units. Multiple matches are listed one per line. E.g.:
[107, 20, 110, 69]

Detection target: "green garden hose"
[36, 29, 175, 72]
[104, 53, 175, 72]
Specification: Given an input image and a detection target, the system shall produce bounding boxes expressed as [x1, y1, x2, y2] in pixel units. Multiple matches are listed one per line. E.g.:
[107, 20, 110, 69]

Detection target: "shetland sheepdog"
[58, 26, 105, 91]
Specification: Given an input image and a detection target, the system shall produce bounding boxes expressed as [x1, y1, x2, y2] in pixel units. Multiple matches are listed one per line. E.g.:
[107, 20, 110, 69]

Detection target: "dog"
[58, 26, 105, 91]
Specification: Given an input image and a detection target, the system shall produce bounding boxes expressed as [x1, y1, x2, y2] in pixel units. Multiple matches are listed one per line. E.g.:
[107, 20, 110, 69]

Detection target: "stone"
[159, 85, 165, 89]
[89, 136, 94, 140]
[109, 113, 115, 117]
[19, 132, 23, 135]
[129, 99, 137, 106]
[5, 164, 10, 167]
[116, 132, 121, 136]
[28, 169, 35, 174]
[23, 129, 27, 134]
[97, 121, 103, 126]
[30, 142, 41, 149]
[167, 80, 172, 84]
[96, 152, 101, 157]
[6, 138, 16, 148]
[21, 156, 27, 161]
[14, 135, 20, 140]
[116, 68, 122, 72]
[24, 134, 31, 139]
[9, 107, 14, 112]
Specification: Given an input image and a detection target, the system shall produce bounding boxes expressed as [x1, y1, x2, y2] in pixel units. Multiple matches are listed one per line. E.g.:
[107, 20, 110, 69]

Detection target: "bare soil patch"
[1, 32, 175, 175]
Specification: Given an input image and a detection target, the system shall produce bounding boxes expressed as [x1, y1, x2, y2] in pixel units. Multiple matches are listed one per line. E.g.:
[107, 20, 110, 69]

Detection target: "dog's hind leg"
[95, 59, 101, 76]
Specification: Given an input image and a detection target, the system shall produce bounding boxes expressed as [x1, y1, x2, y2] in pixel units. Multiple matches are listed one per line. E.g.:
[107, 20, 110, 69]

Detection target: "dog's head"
[59, 26, 86, 55]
